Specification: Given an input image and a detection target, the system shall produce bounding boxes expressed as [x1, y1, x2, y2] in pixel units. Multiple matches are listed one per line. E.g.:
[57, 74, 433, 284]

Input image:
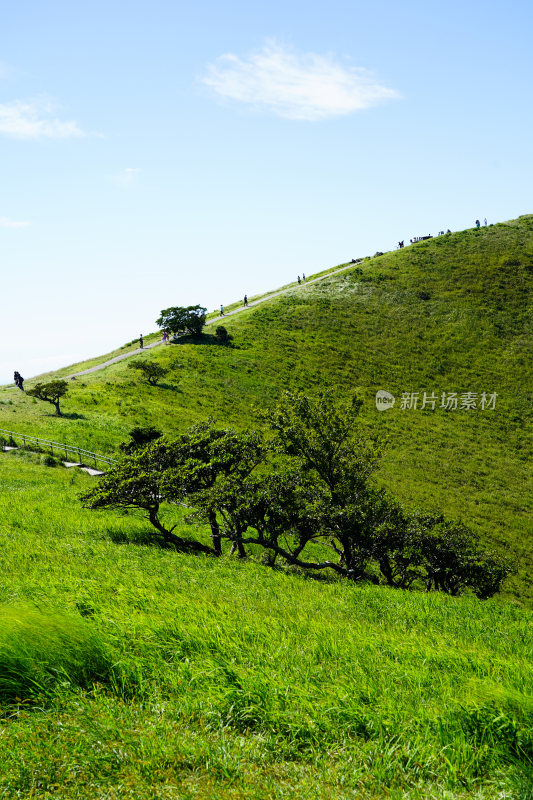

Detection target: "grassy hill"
[0, 456, 532, 799]
[0, 215, 531, 798]
[1, 215, 531, 599]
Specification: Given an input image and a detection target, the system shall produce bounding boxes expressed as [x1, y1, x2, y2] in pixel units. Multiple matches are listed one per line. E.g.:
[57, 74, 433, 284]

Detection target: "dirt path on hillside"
[64, 263, 358, 379]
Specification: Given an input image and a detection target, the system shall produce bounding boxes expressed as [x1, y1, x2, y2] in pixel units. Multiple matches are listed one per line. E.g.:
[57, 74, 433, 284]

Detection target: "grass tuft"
[0, 604, 114, 703]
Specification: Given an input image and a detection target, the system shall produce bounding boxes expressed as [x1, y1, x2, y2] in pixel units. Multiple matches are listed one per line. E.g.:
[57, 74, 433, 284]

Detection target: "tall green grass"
[0, 459, 530, 797]
[0, 604, 114, 702]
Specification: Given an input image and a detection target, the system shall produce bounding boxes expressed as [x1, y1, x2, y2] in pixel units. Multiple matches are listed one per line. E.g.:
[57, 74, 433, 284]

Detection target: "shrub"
[215, 326, 233, 344]
[40, 454, 62, 467]
[127, 359, 168, 386]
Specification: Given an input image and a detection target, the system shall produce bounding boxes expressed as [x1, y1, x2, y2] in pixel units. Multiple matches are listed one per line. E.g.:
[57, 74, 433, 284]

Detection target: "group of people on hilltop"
[398, 220, 487, 250]
[13, 371, 24, 391]
[400, 223, 480, 250]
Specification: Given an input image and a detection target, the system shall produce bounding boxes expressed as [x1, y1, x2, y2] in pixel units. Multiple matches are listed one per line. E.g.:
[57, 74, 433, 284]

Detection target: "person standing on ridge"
[302, 273, 306, 281]
[13, 371, 24, 391]
[139, 334, 144, 349]
[220, 304, 224, 316]
[243, 295, 248, 307]
[475, 219, 481, 228]
[297, 275, 301, 284]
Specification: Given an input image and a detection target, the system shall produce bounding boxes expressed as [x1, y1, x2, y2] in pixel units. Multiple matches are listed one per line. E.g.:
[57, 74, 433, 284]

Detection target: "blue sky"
[1, 0, 532, 383]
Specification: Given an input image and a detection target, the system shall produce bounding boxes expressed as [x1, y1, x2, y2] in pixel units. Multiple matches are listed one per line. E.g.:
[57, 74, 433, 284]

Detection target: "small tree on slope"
[26, 380, 69, 416]
[128, 359, 168, 386]
[156, 305, 207, 337]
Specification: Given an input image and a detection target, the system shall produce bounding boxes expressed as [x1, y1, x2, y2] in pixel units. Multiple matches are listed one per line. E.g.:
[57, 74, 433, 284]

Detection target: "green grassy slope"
[0, 216, 532, 798]
[0, 456, 531, 799]
[1, 215, 531, 600]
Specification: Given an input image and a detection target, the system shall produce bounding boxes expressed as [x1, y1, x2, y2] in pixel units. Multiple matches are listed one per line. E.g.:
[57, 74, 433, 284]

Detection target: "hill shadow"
[158, 382, 182, 393]
[104, 527, 211, 553]
[171, 333, 235, 348]
[45, 411, 87, 420]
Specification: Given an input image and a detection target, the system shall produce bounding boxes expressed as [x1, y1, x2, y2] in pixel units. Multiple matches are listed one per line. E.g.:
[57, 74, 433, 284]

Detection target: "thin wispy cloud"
[114, 167, 141, 187]
[0, 98, 84, 139]
[0, 217, 30, 228]
[201, 42, 400, 121]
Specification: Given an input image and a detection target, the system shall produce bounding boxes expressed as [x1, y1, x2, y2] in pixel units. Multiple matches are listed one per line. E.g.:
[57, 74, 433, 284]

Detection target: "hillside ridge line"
[65, 262, 358, 379]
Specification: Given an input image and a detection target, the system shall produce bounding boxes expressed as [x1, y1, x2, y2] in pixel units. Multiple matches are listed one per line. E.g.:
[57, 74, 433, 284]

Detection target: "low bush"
[40, 454, 62, 467]
[215, 325, 233, 344]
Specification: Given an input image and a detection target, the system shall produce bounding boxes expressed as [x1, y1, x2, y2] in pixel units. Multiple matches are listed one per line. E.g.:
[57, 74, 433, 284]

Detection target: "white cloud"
[0, 217, 30, 228]
[114, 167, 141, 187]
[0, 98, 84, 139]
[201, 42, 400, 121]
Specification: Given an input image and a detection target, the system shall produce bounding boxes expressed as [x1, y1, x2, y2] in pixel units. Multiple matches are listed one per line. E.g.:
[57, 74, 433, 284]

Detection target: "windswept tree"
[82, 425, 263, 555]
[195, 469, 323, 565]
[183, 392, 386, 579]
[128, 359, 168, 386]
[417, 519, 513, 598]
[81, 440, 213, 553]
[199, 392, 511, 596]
[81, 394, 512, 598]
[26, 380, 69, 416]
[157, 423, 263, 555]
[260, 391, 386, 581]
[156, 305, 207, 337]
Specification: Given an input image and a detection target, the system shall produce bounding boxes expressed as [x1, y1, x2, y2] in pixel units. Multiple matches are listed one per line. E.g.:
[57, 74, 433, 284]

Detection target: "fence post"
[0, 429, 116, 470]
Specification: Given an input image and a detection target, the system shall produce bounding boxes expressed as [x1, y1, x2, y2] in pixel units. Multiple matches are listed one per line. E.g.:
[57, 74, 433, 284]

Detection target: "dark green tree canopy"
[156, 305, 207, 337]
[81, 439, 211, 553]
[119, 426, 162, 454]
[82, 394, 512, 598]
[82, 425, 263, 555]
[26, 380, 69, 416]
